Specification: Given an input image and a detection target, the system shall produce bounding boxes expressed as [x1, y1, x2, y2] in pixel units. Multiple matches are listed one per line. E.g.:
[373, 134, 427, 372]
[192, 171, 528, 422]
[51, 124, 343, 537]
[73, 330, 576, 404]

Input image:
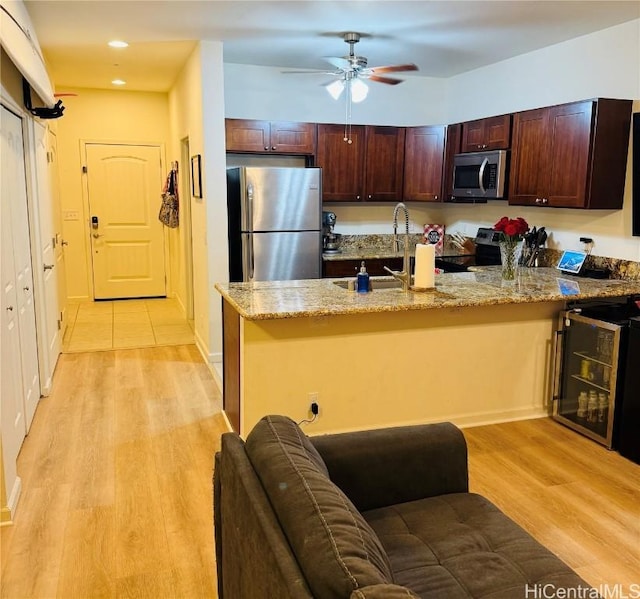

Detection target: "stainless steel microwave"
[451, 150, 508, 200]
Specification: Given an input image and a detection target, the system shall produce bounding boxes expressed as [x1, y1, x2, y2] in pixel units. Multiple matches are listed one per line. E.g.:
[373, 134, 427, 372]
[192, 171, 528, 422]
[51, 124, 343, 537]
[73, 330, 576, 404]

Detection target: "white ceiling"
[24, 0, 640, 93]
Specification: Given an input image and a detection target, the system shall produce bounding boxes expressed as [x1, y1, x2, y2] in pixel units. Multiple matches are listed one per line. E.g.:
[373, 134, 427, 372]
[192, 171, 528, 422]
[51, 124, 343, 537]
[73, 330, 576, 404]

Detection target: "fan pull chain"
[343, 83, 353, 144]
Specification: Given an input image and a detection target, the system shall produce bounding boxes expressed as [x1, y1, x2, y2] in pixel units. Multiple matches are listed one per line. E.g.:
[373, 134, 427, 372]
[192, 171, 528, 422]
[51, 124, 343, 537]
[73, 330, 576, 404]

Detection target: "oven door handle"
[478, 158, 489, 196]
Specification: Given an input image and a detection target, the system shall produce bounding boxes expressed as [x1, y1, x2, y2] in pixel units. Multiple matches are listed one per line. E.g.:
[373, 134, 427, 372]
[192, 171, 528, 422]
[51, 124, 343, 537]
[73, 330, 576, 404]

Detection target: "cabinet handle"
[542, 198, 549, 205]
[6, 305, 14, 311]
[535, 198, 542, 204]
[264, 146, 269, 151]
[434, 195, 438, 200]
[61, 240, 68, 246]
[356, 195, 360, 200]
[271, 146, 276, 151]
[23, 286, 30, 292]
[368, 195, 372, 199]
[44, 264, 54, 270]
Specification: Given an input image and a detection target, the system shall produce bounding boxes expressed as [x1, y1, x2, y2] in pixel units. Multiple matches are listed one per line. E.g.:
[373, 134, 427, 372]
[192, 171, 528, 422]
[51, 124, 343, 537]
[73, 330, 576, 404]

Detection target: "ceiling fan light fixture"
[326, 79, 345, 100]
[350, 78, 369, 103]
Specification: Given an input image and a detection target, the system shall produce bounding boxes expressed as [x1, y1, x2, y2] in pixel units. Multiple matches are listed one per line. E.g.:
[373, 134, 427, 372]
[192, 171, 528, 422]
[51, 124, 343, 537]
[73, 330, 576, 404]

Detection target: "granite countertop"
[215, 267, 640, 321]
[322, 233, 475, 261]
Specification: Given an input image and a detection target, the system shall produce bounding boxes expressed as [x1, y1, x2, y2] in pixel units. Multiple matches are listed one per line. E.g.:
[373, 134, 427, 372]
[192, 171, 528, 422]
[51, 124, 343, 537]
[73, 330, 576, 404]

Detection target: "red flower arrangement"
[493, 216, 529, 241]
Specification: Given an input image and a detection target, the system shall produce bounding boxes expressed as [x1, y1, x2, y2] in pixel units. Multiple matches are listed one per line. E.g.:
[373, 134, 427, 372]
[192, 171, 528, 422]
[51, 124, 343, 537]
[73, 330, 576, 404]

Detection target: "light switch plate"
[63, 210, 80, 221]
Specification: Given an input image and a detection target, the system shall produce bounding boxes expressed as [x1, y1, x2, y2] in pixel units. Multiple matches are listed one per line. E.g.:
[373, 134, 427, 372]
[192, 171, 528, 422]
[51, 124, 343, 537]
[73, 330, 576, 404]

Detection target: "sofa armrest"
[310, 421, 468, 512]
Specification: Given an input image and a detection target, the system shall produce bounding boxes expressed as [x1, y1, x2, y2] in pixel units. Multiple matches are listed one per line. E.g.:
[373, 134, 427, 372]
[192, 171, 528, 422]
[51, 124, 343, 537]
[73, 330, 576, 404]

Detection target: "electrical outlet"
[308, 392, 319, 416]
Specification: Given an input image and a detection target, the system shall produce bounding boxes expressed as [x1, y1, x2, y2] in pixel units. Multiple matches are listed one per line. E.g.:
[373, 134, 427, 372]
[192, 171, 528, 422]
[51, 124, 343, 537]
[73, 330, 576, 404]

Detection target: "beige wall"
[168, 41, 227, 366]
[239, 300, 564, 436]
[55, 88, 171, 299]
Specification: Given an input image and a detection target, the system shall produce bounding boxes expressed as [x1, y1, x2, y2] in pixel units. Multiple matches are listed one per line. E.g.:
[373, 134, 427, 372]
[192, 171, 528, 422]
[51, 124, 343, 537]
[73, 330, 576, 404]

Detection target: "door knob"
[92, 233, 103, 239]
[6, 306, 14, 311]
[43, 264, 54, 270]
[61, 239, 69, 246]
[23, 286, 30, 291]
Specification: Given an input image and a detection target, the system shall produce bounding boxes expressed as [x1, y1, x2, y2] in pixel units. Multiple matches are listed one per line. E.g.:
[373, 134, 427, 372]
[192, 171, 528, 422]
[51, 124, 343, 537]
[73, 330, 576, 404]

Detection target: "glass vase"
[499, 239, 524, 281]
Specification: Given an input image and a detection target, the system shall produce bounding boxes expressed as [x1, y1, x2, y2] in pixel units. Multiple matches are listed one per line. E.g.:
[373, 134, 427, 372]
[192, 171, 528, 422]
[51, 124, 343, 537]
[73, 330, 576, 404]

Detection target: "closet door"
[32, 121, 62, 391]
[1, 106, 40, 432]
[1, 105, 28, 509]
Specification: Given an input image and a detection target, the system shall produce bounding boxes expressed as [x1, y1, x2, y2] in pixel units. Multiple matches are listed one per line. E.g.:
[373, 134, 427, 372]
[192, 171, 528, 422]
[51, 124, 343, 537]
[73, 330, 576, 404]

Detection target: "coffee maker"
[322, 211, 341, 253]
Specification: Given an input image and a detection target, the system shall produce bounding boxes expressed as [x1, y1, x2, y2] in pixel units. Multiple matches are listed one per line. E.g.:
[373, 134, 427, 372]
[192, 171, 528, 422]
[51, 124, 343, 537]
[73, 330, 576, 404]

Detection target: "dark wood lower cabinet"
[323, 258, 403, 278]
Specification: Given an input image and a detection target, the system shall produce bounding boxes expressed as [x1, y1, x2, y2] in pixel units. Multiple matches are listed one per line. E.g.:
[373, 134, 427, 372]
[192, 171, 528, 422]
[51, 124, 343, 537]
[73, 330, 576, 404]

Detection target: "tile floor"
[62, 298, 195, 353]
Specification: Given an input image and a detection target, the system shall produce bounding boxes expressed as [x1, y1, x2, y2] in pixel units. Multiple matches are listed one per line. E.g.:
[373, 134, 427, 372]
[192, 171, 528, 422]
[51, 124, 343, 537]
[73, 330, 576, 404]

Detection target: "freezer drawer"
[241, 231, 321, 282]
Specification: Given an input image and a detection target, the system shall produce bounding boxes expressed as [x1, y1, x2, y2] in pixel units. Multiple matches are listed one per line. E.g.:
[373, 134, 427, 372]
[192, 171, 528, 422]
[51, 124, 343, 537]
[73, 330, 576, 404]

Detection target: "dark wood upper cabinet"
[441, 123, 462, 202]
[316, 124, 404, 202]
[403, 125, 445, 202]
[364, 126, 405, 202]
[509, 99, 632, 209]
[316, 124, 366, 201]
[460, 114, 512, 152]
[225, 119, 316, 154]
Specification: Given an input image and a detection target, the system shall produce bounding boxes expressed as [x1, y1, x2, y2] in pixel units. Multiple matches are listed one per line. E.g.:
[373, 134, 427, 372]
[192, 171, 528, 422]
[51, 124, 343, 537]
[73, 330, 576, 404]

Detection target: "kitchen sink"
[333, 279, 404, 291]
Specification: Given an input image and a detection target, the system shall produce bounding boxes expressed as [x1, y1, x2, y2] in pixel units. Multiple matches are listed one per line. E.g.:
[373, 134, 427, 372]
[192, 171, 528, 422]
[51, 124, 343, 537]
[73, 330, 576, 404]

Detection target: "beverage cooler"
[552, 297, 640, 450]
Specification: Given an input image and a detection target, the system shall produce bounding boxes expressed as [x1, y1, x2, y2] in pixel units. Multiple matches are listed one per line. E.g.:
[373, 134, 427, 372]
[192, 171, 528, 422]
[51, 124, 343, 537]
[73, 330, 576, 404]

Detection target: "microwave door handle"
[478, 158, 489, 195]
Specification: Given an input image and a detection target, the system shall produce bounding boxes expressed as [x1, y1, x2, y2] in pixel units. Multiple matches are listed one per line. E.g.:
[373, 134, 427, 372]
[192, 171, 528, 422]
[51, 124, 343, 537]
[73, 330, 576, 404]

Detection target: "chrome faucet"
[384, 202, 411, 291]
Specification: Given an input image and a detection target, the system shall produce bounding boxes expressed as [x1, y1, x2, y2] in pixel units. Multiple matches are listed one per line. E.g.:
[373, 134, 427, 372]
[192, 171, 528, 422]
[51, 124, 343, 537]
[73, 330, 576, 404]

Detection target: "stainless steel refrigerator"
[226, 167, 322, 282]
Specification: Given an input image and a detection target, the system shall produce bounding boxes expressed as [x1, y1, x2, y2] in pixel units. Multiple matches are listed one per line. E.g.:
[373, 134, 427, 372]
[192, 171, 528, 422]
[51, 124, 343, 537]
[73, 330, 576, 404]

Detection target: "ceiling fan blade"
[368, 74, 403, 85]
[324, 56, 350, 69]
[369, 63, 418, 74]
[281, 70, 341, 75]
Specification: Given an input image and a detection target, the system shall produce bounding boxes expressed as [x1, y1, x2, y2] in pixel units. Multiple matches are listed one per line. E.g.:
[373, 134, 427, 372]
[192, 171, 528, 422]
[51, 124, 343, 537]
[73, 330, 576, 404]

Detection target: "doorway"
[180, 137, 194, 322]
[84, 143, 166, 300]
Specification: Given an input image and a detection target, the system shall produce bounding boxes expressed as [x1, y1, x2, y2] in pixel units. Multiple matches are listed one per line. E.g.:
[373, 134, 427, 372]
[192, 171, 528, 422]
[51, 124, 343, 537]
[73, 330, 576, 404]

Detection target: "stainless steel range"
[434, 227, 502, 272]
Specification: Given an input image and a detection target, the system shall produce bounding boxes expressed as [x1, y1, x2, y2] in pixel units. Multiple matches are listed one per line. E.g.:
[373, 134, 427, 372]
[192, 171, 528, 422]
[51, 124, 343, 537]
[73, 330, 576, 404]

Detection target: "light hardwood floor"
[2, 348, 638, 597]
[464, 418, 640, 593]
[1, 345, 226, 598]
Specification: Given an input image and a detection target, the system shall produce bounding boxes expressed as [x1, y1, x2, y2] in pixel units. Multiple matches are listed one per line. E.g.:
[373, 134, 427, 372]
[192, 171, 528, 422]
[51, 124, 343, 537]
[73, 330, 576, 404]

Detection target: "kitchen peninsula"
[216, 269, 640, 435]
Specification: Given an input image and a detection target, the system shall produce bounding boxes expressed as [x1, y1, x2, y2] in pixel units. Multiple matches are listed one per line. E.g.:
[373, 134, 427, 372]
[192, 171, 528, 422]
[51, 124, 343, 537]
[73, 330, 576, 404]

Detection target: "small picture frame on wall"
[191, 154, 202, 198]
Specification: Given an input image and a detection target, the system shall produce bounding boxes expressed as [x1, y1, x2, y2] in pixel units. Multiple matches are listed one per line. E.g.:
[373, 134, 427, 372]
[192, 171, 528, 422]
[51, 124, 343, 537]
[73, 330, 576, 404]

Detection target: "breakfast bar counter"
[216, 269, 640, 436]
[215, 268, 640, 321]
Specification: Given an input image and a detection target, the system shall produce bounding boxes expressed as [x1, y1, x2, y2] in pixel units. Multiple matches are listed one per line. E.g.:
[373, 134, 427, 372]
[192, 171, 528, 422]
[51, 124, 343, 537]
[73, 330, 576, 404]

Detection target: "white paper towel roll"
[414, 243, 435, 289]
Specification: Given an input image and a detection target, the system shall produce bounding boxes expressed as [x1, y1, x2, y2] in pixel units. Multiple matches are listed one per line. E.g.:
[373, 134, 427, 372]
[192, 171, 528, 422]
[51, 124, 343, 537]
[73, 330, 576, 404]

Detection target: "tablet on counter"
[556, 250, 588, 275]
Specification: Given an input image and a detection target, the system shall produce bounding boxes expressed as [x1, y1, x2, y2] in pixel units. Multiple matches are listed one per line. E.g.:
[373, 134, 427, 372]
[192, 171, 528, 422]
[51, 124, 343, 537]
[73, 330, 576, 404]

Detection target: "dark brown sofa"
[214, 415, 592, 598]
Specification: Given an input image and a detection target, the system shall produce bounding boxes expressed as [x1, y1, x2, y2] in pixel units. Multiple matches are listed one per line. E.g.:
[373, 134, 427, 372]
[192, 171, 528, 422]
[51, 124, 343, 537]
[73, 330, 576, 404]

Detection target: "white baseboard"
[0, 476, 22, 526]
[194, 332, 223, 394]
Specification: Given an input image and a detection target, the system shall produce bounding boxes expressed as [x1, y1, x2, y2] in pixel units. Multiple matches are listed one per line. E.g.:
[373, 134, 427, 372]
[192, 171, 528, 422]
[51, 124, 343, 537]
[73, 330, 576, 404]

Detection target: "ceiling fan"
[286, 32, 418, 103]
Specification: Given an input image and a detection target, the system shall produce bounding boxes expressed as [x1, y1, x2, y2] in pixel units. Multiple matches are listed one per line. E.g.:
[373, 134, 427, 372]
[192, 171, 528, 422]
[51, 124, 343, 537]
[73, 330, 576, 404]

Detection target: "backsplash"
[537, 249, 640, 281]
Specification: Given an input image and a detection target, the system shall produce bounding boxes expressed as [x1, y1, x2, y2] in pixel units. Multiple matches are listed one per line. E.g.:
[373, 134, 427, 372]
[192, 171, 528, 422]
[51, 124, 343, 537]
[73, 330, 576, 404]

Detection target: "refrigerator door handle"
[246, 183, 254, 232]
[551, 328, 565, 406]
[242, 233, 255, 281]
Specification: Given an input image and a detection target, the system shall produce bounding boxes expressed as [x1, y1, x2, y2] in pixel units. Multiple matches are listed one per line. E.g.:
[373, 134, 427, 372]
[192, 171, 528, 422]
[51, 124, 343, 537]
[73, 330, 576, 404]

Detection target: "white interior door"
[85, 143, 167, 299]
[4, 111, 40, 432]
[32, 121, 61, 390]
[1, 106, 28, 504]
[49, 129, 67, 338]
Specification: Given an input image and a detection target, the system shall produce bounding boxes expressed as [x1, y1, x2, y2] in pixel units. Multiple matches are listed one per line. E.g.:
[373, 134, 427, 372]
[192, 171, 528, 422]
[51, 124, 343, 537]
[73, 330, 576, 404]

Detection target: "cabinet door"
[442, 123, 462, 201]
[546, 101, 592, 208]
[225, 119, 270, 152]
[460, 119, 485, 152]
[316, 124, 365, 202]
[403, 126, 445, 202]
[509, 108, 550, 206]
[461, 115, 511, 152]
[269, 121, 316, 154]
[364, 126, 405, 202]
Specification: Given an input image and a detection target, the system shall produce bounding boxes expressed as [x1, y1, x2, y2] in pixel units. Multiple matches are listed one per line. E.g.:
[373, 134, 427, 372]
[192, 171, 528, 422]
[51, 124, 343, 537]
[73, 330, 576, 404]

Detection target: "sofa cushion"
[363, 493, 591, 599]
[245, 415, 394, 599]
[351, 584, 421, 598]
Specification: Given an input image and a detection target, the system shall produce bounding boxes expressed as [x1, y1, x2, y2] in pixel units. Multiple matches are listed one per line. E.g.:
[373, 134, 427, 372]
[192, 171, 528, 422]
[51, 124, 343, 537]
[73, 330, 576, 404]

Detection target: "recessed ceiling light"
[108, 40, 128, 48]
[111, 79, 126, 86]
